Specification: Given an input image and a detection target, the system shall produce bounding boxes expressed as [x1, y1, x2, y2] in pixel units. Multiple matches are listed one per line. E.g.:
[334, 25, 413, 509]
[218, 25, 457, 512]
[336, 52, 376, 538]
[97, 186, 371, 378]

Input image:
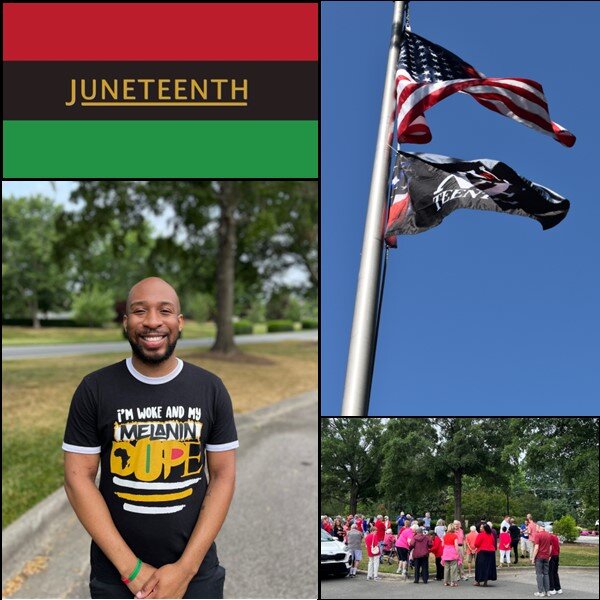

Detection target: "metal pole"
[341, 1, 405, 416]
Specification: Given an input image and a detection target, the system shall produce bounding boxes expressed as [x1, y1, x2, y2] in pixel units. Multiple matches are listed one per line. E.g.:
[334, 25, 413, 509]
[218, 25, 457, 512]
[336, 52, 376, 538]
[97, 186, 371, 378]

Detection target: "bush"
[185, 292, 215, 323]
[553, 515, 579, 542]
[234, 320, 254, 335]
[267, 320, 295, 333]
[301, 319, 318, 330]
[73, 288, 114, 327]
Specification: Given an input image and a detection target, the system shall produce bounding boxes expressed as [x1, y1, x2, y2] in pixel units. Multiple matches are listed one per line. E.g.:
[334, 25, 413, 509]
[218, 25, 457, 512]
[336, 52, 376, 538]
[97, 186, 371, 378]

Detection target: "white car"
[539, 521, 554, 533]
[320, 529, 351, 577]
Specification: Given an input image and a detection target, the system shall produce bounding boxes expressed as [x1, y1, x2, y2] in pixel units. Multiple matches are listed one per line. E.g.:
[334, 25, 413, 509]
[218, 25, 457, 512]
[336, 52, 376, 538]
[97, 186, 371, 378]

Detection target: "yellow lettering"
[158, 79, 171, 100]
[174, 79, 187, 100]
[138, 79, 155, 100]
[211, 79, 227, 100]
[122, 79, 135, 100]
[80, 79, 97, 101]
[231, 79, 248, 101]
[101, 79, 118, 101]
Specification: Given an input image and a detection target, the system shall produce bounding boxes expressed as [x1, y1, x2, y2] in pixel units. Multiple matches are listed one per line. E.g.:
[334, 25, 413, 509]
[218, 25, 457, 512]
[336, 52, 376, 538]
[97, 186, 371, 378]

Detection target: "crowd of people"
[321, 511, 563, 596]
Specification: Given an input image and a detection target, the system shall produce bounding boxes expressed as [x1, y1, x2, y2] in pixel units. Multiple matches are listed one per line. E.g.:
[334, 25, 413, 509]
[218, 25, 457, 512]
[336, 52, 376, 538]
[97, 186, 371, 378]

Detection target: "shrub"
[301, 319, 318, 330]
[553, 515, 579, 542]
[185, 293, 215, 323]
[73, 288, 114, 327]
[267, 320, 294, 333]
[234, 320, 254, 335]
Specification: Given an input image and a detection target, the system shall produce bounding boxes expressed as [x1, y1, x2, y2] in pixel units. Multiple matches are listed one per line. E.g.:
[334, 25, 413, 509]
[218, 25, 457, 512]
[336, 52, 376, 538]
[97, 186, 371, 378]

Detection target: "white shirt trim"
[206, 440, 239, 452]
[126, 357, 183, 385]
[62, 442, 101, 454]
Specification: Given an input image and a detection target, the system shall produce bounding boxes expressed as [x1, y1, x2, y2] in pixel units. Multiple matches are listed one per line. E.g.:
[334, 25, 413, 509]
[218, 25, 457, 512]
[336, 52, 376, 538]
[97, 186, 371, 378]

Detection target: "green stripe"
[146, 444, 151, 474]
[3, 120, 317, 178]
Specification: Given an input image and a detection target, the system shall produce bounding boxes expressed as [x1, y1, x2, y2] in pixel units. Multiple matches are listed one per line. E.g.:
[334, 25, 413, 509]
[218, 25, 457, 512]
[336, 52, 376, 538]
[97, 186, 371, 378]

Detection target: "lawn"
[2, 340, 316, 528]
[2, 321, 218, 345]
[358, 542, 599, 572]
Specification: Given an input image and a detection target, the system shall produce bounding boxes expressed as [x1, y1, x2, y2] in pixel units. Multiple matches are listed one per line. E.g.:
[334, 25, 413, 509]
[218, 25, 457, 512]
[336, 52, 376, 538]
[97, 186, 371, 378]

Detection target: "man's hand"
[135, 562, 195, 599]
[125, 562, 158, 597]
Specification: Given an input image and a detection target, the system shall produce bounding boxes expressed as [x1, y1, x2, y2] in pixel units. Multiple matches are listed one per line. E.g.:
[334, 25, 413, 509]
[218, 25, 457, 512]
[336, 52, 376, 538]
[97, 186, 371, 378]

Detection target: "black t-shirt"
[63, 358, 238, 584]
[508, 524, 521, 542]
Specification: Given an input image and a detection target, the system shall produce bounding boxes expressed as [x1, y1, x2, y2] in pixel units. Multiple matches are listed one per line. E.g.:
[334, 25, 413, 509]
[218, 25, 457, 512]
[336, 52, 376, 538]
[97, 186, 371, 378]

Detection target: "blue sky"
[322, 1, 600, 415]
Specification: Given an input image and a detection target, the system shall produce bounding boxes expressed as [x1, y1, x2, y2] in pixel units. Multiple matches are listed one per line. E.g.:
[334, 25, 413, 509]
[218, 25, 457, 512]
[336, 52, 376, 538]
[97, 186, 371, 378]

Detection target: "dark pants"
[549, 556, 561, 592]
[435, 556, 444, 580]
[511, 540, 519, 563]
[414, 556, 429, 583]
[90, 565, 225, 599]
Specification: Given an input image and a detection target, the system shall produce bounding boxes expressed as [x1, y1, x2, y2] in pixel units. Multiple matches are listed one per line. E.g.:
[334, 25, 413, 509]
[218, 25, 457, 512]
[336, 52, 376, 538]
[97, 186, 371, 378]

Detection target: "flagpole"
[341, 1, 405, 417]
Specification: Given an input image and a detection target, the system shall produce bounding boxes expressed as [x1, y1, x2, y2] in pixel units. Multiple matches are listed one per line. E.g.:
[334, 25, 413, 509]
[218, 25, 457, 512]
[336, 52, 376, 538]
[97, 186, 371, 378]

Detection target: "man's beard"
[127, 331, 181, 365]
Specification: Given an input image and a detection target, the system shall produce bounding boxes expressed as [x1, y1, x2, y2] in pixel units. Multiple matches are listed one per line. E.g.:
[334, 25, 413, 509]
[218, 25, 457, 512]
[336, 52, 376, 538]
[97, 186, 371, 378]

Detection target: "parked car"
[320, 529, 351, 577]
[539, 521, 553, 533]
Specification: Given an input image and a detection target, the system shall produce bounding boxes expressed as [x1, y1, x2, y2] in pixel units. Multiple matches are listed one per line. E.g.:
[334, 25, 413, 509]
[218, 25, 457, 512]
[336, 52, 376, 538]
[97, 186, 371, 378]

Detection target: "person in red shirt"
[473, 523, 497, 586]
[498, 526, 512, 567]
[549, 532, 562, 595]
[374, 514, 386, 556]
[321, 515, 332, 534]
[531, 522, 552, 597]
[365, 526, 381, 581]
[428, 530, 444, 581]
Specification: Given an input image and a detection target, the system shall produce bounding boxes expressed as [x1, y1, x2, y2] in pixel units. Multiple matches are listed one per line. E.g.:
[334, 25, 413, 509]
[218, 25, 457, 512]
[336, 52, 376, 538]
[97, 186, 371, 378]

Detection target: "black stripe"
[3, 61, 317, 120]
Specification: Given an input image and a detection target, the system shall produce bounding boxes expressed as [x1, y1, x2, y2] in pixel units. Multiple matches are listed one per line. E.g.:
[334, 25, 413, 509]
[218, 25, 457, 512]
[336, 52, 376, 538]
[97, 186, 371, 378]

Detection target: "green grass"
[0, 320, 300, 345]
[2, 340, 316, 528]
[358, 542, 598, 572]
[3, 321, 215, 345]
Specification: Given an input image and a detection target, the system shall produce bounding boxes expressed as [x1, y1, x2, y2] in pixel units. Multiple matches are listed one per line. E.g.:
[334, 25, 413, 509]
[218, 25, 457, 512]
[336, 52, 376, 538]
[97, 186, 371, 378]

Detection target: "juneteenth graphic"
[3, 3, 318, 177]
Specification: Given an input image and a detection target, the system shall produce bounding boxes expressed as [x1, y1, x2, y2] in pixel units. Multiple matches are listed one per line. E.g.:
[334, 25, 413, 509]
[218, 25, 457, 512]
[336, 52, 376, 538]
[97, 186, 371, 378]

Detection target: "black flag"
[385, 151, 570, 245]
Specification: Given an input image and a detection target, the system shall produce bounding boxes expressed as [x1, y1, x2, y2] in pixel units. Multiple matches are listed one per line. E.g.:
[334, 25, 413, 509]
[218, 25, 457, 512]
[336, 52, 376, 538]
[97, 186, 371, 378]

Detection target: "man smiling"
[63, 277, 238, 599]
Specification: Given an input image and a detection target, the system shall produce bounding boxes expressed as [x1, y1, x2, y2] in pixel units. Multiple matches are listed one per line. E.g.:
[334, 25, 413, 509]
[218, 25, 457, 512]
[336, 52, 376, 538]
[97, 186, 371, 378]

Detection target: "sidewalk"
[2, 390, 317, 599]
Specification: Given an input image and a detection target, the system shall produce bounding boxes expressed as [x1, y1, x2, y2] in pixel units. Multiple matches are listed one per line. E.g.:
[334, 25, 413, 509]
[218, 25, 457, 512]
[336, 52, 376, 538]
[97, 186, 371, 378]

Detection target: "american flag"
[396, 30, 575, 147]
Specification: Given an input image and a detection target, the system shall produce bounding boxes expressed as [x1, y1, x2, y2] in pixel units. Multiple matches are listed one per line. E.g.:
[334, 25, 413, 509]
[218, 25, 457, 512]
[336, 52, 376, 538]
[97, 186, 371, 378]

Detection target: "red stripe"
[3, 3, 318, 61]
[469, 91, 555, 134]
[397, 79, 574, 147]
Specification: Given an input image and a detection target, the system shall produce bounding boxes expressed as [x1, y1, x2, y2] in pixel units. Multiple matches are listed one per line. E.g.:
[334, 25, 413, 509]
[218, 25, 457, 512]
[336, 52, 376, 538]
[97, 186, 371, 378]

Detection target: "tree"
[321, 418, 384, 515]
[377, 418, 439, 513]
[62, 181, 317, 355]
[434, 418, 511, 521]
[518, 418, 599, 525]
[2, 196, 70, 326]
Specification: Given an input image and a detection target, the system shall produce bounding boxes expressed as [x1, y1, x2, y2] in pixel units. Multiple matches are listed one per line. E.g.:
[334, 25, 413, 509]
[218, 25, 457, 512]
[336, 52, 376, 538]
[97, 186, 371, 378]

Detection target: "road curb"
[1, 390, 316, 588]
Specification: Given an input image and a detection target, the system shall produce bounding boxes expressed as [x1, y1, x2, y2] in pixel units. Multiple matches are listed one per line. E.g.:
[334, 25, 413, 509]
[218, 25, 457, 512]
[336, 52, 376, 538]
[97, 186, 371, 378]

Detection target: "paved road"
[2, 331, 318, 361]
[2, 391, 317, 599]
[576, 536, 599, 545]
[321, 568, 600, 599]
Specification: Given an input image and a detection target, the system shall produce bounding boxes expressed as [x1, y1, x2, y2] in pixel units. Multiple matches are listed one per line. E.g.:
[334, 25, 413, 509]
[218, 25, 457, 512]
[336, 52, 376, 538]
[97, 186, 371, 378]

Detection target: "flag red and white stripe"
[395, 31, 575, 147]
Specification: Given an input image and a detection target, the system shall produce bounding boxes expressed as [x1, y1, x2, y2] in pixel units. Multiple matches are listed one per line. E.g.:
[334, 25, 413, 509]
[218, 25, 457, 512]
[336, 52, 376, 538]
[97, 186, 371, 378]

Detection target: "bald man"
[63, 277, 238, 599]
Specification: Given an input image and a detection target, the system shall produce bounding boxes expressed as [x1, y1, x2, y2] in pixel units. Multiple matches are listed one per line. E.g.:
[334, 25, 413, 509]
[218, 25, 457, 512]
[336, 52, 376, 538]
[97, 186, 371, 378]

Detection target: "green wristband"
[121, 558, 142, 584]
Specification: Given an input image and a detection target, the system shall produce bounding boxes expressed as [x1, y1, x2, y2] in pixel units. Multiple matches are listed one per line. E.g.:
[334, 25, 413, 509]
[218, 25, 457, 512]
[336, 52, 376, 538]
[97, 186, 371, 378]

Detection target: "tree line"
[321, 418, 599, 527]
[3, 181, 317, 354]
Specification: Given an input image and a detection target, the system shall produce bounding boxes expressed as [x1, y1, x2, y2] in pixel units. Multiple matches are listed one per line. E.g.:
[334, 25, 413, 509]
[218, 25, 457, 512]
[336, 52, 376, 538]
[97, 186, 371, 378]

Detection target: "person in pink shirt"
[395, 523, 416, 579]
[464, 525, 478, 577]
[526, 514, 537, 555]
[453, 520, 468, 581]
[365, 525, 381, 581]
[499, 526, 512, 567]
[549, 532, 562, 595]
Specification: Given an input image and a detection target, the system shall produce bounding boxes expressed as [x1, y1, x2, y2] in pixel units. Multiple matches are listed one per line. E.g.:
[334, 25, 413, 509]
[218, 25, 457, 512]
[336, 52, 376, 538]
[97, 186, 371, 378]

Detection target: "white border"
[206, 440, 239, 452]
[62, 442, 101, 454]
[126, 357, 183, 385]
